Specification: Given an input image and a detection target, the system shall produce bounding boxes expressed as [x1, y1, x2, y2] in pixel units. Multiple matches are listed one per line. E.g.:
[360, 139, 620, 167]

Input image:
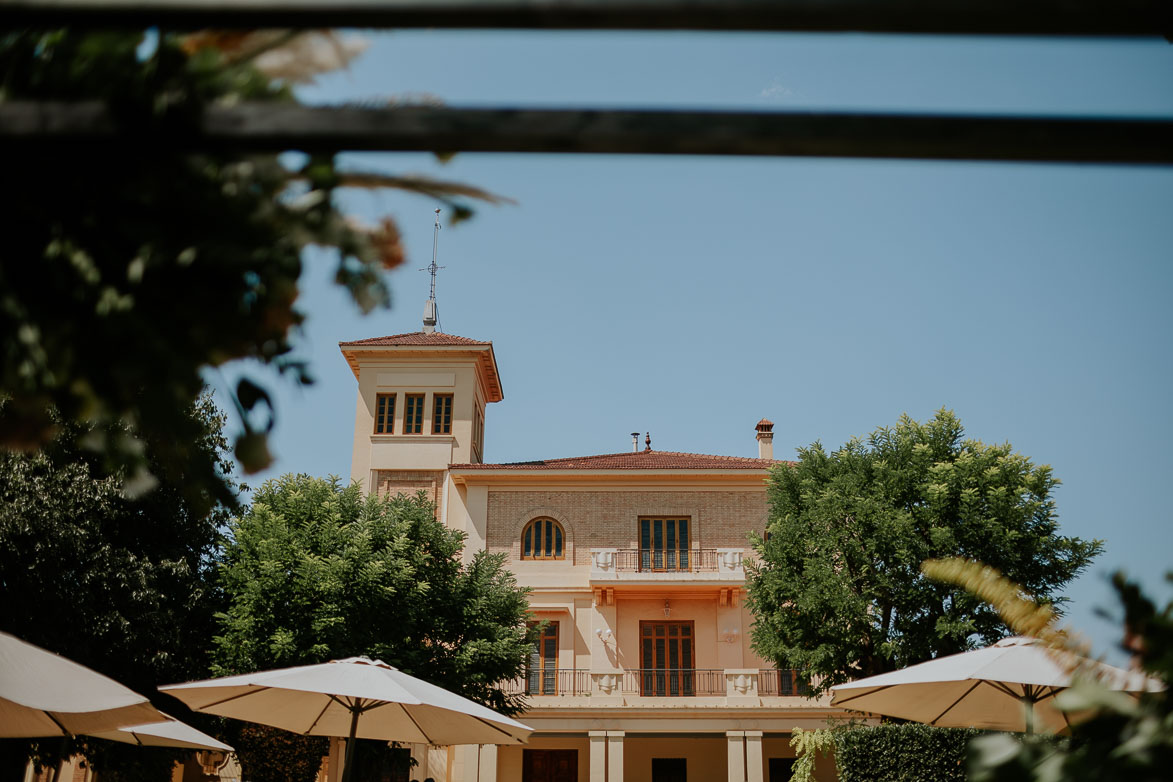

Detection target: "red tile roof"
[339, 332, 492, 347]
[338, 331, 503, 402]
[452, 450, 782, 471]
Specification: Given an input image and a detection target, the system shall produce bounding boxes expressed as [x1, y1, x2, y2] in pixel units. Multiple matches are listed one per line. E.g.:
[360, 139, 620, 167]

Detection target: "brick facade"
[375, 469, 446, 509]
[485, 489, 769, 565]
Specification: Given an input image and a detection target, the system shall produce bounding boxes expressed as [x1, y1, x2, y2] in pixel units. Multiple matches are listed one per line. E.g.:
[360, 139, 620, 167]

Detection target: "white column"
[477, 745, 497, 782]
[607, 731, 624, 782]
[326, 737, 344, 782]
[745, 732, 763, 782]
[726, 731, 746, 782]
[589, 731, 608, 782]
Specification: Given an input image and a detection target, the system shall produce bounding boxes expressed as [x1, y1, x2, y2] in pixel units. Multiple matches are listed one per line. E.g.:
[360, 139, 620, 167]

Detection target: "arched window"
[522, 518, 565, 560]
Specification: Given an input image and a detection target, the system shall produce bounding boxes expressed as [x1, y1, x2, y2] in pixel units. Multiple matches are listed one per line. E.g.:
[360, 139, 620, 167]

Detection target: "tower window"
[472, 407, 484, 462]
[374, 394, 395, 434]
[433, 394, 453, 434]
[404, 394, 425, 434]
[522, 518, 564, 560]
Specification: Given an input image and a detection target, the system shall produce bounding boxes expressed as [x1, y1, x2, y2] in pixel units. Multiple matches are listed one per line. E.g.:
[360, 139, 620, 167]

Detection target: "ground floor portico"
[485, 729, 835, 782]
[476, 705, 842, 782]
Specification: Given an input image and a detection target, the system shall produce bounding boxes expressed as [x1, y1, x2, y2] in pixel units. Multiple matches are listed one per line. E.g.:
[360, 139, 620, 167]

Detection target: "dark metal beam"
[2, 102, 1171, 164]
[0, 0, 1169, 36]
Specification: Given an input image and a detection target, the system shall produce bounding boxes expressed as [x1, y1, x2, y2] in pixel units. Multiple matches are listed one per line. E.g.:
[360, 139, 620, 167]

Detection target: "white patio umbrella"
[87, 712, 234, 751]
[830, 636, 1162, 734]
[0, 631, 166, 738]
[161, 656, 532, 782]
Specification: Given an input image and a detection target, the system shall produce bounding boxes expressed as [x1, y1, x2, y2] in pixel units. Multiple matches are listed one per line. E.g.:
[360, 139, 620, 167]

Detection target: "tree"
[215, 474, 534, 708]
[0, 29, 504, 502]
[745, 409, 1102, 693]
[0, 395, 233, 779]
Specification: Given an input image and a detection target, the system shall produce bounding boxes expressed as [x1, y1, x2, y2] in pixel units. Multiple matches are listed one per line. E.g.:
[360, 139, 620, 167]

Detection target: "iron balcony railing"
[623, 668, 725, 697]
[612, 548, 720, 572]
[757, 668, 813, 696]
[501, 668, 591, 696]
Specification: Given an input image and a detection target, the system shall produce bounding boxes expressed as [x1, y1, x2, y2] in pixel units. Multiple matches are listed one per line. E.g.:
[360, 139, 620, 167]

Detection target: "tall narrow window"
[404, 394, 425, 434]
[639, 517, 690, 571]
[432, 394, 453, 434]
[522, 518, 564, 560]
[472, 407, 484, 462]
[374, 394, 395, 434]
[526, 622, 558, 695]
[640, 622, 695, 696]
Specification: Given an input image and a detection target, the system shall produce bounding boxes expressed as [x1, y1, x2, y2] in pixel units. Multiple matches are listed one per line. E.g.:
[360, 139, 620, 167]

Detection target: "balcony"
[756, 668, 813, 696]
[500, 668, 816, 702]
[623, 668, 725, 696]
[501, 668, 591, 697]
[589, 548, 746, 583]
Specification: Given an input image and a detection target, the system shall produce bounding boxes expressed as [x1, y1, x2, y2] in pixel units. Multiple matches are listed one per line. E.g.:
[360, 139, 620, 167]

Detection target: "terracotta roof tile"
[452, 450, 783, 471]
[339, 332, 492, 347]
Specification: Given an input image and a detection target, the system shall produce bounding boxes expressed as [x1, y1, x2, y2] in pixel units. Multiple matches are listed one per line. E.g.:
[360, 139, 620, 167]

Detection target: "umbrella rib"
[832, 685, 894, 706]
[44, 711, 70, 737]
[398, 703, 432, 744]
[929, 680, 982, 726]
[470, 715, 521, 742]
[199, 686, 271, 710]
[305, 699, 333, 735]
[983, 680, 1021, 699]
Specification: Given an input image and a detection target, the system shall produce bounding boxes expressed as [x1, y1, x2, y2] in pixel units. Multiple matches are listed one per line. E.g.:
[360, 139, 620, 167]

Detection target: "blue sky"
[218, 31, 1173, 662]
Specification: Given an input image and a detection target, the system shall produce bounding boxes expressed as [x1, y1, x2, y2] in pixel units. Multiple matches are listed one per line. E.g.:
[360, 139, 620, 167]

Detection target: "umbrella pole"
[341, 708, 361, 782]
[1022, 693, 1035, 735]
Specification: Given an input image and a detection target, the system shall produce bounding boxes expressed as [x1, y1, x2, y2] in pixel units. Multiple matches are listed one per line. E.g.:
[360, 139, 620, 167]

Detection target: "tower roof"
[338, 331, 503, 402]
[340, 332, 492, 348]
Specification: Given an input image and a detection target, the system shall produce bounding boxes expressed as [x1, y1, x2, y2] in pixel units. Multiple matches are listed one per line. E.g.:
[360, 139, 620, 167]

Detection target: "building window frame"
[432, 393, 454, 435]
[526, 621, 558, 695]
[403, 393, 425, 434]
[522, 518, 565, 560]
[639, 621, 695, 696]
[639, 517, 691, 571]
[472, 406, 484, 462]
[374, 393, 396, 434]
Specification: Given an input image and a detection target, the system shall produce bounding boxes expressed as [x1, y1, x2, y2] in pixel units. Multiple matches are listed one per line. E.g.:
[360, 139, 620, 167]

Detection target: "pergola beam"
[3, 102, 1171, 164]
[0, 0, 1169, 35]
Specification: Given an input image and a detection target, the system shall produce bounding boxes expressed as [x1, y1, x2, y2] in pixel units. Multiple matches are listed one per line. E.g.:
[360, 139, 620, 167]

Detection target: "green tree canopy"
[0, 396, 232, 779]
[746, 409, 1102, 693]
[214, 474, 534, 715]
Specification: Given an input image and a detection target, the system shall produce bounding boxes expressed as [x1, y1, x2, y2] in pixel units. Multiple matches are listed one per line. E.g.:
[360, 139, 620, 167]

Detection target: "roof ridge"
[340, 331, 492, 347]
[451, 449, 786, 470]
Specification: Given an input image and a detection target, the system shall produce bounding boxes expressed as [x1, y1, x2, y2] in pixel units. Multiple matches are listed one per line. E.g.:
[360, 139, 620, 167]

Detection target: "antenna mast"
[421, 209, 445, 333]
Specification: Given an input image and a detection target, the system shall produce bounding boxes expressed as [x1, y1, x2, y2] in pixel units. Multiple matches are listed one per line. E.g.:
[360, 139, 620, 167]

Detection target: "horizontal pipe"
[0, 0, 1169, 35]
[2, 102, 1171, 164]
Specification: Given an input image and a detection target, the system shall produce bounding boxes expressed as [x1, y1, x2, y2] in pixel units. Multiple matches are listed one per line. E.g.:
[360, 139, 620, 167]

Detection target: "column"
[589, 731, 608, 782]
[745, 731, 763, 782]
[726, 731, 746, 782]
[478, 745, 498, 782]
[607, 731, 624, 782]
[326, 737, 344, 782]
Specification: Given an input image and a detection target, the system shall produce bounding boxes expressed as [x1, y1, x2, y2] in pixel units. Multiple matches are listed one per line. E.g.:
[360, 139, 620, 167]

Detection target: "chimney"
[631, 432, 640, 453]
[755, 419, 774, 460]
[422, 298, 437, 334]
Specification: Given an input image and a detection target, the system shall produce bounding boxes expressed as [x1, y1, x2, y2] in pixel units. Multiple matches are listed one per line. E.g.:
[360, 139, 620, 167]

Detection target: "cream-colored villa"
[337, 323, 844, 782]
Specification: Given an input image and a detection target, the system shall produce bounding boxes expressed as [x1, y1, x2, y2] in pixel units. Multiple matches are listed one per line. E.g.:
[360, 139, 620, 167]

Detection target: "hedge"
[834, 724, 980, 782]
